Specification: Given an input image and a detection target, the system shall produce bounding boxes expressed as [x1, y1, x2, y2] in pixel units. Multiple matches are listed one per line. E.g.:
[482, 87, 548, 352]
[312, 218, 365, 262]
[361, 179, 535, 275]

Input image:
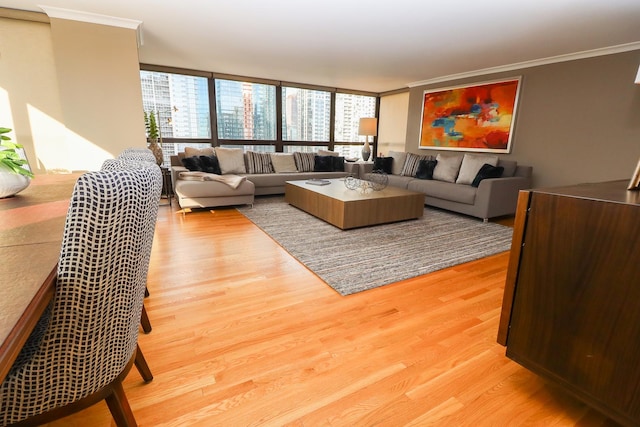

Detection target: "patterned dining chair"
[117, 148, 162, 310]
[102, 158, 159, 334]
[0, 165, 162, 426]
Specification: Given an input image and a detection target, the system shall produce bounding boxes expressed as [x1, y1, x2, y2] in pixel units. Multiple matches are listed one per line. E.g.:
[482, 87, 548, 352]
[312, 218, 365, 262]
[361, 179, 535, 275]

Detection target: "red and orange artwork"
[419, 78, 521, 153]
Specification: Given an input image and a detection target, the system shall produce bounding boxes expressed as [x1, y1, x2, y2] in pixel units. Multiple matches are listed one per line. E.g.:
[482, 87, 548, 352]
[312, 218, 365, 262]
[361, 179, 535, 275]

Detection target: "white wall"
[0, 9, 146, 174]
[377, 91, 409, 156]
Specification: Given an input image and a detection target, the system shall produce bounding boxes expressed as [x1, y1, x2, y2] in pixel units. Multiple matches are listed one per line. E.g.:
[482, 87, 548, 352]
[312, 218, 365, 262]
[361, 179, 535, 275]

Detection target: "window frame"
[140, 64, 380, 155]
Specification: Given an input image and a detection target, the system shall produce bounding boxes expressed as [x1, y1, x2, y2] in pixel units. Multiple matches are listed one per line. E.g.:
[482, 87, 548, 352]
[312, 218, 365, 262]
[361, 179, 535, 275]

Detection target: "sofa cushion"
[415, 159, 438, 180]
[199, 155, 222, 175]
[471, 164, 504, 187]
[185, 146, 215, 157]
[175, 178, 254, 199]
[385, 174, 414, 189]
[294, 152, 315, 172]
[497, 159, 517, 177]
[388, 151, 407, 176]
[246, 171, 347, 190]
[372, 156, 393, 174]
[456, 154, 499, 185]
[317, 149, 339, 157]
[270, 153, 297, 173]
[401, 153, 432, 176]
[216, 147, 246, 174]
[433, 153, 464, 183]
[332, 156, 345, 172]
[314, 155, 334, 172]
[408, 179, 476, 205]
[182, 156, 203, 171]
[246, 151, 274, 174]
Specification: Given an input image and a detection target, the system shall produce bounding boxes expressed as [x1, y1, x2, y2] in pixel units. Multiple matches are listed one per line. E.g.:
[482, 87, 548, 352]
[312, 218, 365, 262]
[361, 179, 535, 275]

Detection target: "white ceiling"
[2, 0, 640, 93]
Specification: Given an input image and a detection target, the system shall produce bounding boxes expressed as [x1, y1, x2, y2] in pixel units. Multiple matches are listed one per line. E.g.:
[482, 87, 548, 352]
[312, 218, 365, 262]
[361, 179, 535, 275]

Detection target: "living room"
[1, 2, 640, 426]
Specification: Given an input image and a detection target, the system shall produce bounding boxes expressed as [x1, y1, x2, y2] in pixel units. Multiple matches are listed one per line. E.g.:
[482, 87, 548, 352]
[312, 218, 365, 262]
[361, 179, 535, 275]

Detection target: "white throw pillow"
[270, 153, 298, 173]
[215, 147, 246, 174]
[455, 154, 499, 185]
[433, 153, 464, 183]
[317, 150, 339, 157]
[388, 151, 408, 176]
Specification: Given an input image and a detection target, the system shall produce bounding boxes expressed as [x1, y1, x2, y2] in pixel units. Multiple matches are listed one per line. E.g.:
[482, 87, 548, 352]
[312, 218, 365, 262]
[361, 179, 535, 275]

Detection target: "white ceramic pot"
[0, 169, 31, 198]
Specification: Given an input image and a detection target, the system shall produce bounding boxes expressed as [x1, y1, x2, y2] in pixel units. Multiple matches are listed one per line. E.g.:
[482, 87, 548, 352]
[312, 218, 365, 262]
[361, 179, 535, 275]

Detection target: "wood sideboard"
[497, 180, 640, 427]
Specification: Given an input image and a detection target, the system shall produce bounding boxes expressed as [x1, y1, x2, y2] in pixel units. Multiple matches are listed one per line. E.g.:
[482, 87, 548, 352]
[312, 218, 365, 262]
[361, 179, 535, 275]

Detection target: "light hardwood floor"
[45, 202, 617, 426]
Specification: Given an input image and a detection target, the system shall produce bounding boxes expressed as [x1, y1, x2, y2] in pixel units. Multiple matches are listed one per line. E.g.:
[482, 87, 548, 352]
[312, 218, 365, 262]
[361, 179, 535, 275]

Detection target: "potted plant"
[0, 127, 33, 198]
[144, 111, 164, 165]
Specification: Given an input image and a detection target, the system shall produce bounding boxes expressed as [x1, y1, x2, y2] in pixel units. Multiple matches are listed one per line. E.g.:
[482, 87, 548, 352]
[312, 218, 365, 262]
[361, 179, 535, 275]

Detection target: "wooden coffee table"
[285, 178, 424, 229]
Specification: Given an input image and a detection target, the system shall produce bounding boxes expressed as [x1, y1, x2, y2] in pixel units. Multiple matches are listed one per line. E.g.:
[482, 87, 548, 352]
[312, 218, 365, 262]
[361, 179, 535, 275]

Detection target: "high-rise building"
[140, 71, 210, 139]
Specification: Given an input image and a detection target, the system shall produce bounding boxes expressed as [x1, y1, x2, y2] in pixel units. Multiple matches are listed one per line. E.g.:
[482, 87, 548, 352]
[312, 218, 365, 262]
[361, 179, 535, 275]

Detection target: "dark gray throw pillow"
[415, 159, 438, 180]
[314, 155, 334, 172]
[471, 163, 504, 187]
[331, 156, 345, 172]
[199, 155, 222, 175]
[181, 156, 203, 171]
[373, 157, 393, 174]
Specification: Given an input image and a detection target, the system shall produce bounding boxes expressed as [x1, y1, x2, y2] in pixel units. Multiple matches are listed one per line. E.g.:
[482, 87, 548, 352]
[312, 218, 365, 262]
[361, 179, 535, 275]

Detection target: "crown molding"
[407, 41, 640, 88]
[38, 5, 143, 46]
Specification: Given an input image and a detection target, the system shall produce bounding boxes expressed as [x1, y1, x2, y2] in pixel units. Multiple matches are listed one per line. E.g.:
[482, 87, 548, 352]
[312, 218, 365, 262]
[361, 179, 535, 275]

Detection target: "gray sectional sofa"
[169, 147, 532, 221]
[370, 151, 532, 221]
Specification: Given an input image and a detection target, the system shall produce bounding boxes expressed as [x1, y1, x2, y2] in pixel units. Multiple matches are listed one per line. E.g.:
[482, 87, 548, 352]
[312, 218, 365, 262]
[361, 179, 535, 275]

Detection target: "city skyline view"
[140, 70, 377, 162]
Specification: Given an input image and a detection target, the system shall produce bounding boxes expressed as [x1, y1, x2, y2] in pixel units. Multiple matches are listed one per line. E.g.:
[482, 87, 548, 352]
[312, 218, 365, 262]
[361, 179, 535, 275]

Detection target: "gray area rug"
[237, 197, 513, 296]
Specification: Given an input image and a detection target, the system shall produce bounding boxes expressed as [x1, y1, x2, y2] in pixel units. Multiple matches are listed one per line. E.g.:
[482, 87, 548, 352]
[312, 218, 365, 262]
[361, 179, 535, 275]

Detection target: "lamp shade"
[358, 117, 378, 136]
[636, 65, 640, 84]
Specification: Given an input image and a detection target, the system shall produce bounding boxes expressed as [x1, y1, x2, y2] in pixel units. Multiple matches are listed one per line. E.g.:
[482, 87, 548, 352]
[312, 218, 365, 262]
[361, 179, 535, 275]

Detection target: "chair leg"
[134, 344, 153, 383]
[105, 380, 137, 427]
[140, 304, 152, 333]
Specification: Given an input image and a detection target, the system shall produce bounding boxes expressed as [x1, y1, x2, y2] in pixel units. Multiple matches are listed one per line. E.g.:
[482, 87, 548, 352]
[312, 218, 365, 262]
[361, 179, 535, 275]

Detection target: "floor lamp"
[358, 117, 377, 161]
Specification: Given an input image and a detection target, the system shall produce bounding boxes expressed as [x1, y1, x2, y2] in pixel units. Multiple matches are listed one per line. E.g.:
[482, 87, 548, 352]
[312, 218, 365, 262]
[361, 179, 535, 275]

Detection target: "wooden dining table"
[0, 173, 79, 382]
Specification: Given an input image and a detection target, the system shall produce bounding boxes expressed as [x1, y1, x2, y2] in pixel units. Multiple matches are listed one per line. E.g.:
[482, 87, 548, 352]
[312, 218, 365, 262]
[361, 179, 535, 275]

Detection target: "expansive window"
[215, 79, 276, 141]
[140, 71, 211, 165]
[282, 87, 331, 142]
[140, 68, 378, 163]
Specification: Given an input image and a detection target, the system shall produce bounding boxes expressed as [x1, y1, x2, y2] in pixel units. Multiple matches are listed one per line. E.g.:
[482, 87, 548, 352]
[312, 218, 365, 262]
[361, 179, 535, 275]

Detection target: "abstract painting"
[419, 78, 521, 153]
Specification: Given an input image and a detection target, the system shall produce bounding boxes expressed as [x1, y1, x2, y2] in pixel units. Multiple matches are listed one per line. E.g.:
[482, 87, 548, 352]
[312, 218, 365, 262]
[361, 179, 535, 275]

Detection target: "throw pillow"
[388, 151, 408, 175]
[456, 154, 499, 185]
[415, 159, 438, 180]
[181, 156, 203, 171]
[198, 155, 222, 175]
[215, 147, 246, 174]
[471, 163, 504, 187]
[331, 156, 345, 172]
[432, 153, 464, 183]
[270, 153, 297, 173]
[184, 146, 215, 158]
[314, 155, 333, 172]
[245, 151, 274, 174]
[317, 149, 339, 157]
[372, 157, 393, 174]
[293, 152, 316, 172]
[401, 153, 432, 176]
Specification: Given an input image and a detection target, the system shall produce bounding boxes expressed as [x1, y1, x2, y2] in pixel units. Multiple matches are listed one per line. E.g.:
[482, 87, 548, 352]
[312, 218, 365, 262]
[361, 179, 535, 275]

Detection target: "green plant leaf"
[0, 126, 33, 178]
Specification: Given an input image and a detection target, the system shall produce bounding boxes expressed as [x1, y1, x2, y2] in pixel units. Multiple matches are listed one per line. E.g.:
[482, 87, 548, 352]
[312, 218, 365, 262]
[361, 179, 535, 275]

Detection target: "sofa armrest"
[171, 165, 188, 191]
[474, 175, 532, 219]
